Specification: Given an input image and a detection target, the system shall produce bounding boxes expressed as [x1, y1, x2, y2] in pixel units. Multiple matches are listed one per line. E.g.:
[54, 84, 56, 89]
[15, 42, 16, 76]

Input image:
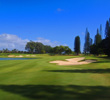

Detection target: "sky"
[0, 0, 110, 51]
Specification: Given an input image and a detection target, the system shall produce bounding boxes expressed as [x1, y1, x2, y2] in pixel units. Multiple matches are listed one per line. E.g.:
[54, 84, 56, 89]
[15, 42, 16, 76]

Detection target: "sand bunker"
[8, 55, 15, 57]
[8, 55, 23, 58]
[50, 57, 96, 65]
[16, 55, 23, 57]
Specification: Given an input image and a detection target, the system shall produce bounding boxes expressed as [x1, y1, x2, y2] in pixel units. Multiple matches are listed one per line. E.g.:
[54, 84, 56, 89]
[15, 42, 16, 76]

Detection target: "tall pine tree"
[84, 28, 91, 54]
[90, 29, 102, 56]
[95, 29, 102, 45]
[103, 19, 110, 56]
[100, 24, 103, 39]
[105, 20, 110, 38]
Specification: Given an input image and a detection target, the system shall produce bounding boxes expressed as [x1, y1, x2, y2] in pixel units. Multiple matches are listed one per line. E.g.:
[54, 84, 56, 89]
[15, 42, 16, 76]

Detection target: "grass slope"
[0, 54, 110, 100]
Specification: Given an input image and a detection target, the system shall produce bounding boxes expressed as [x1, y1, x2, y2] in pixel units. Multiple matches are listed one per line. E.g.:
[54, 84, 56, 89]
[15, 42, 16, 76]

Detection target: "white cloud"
[0, 34, 66, 51]
[36, 37, 61, 47]
[0, 34, 29, 50]
[57, 8, 64, 12]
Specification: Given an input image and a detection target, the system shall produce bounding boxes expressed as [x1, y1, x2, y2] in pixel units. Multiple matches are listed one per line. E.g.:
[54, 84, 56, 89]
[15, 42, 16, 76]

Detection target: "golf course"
[0, 54, 110, 100]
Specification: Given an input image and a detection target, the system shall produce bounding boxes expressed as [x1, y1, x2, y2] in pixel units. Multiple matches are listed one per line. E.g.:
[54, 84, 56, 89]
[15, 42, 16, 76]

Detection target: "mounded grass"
[0, 54, 110, 100]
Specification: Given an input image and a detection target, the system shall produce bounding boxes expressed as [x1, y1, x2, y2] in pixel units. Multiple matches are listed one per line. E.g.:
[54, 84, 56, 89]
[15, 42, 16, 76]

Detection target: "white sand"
[8, 55, 15, 57]
[16, 55, 23, 57]
[50, 57, 96, 65]
[8, 55, 23, 57]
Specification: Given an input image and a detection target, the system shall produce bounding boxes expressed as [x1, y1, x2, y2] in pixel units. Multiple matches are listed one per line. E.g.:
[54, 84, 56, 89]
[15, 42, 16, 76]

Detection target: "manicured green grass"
[0, 54, 110, 100]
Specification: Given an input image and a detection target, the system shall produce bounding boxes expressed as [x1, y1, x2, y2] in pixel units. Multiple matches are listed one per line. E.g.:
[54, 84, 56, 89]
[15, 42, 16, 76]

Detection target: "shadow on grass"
[93, 61, 110, 63]
[45, 68, 110, 73]
[98, 56, 110, 60]
[0, 85, 110, 100]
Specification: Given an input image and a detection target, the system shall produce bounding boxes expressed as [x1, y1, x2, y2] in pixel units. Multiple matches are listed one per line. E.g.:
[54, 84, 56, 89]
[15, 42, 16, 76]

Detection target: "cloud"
[0, 34, 66, 51]
[36, 37, 61, 47]
[0, 34, 29, 51]
[56, 8, 64, 12]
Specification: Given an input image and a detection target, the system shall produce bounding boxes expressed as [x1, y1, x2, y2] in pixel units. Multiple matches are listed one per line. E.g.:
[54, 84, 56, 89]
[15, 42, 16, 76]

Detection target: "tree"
[74, 36, 80, 55]
[12, 49, 18, 53]
[44, 45, 52, 53]
[35, 42, 44, 54]
[95, 29, 102, 45]
[51, 46, 72, 55]
[65, 46, 72, 55]
[102, 19, 110, 56]
[100, 24, 103, 39]
[90, 44, 97, 55]
[90, 38, 93, 46]
[25, 41, 36, 53]
[2, 48, 9, 53]
[105, 20, 110, 38]
[90, 29, 102, 56]
[59, 45, 65, 54]
[84, 28, 91, 54]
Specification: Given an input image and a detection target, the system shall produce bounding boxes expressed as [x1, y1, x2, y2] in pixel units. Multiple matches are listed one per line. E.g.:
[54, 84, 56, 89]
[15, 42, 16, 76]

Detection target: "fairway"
[0, 54, 110, 100]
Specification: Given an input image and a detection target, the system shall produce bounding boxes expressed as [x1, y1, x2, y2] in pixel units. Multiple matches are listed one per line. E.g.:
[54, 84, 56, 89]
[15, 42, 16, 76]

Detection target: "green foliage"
[101, 18, 110, 56]
[25, 42, 72, 55]
[51, 46, 72, 55]
[41, 50, 46, 54]
[25, 41, 36, 53]
[105, 20, 110, 38]
[12, 49, 18, 53]
[65, 46, 72, 55]
[95, 29, 102, 45]
[35, 42, 44, 54]
[44, 45, 52, 53]
[100, 38, 110, 56]
[90, 44, 103, 56]
[90, 29, 103, 56]
[25, 41, 52, 54]
[100, 24, 103, 39]
[74, 36, 80, 55]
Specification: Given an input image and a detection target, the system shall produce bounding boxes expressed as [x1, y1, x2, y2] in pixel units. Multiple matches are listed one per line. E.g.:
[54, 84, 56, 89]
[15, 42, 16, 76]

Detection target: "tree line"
[74, 18, 110, 56]
[25, 41, 72, 55]
[0, 48, 26, 53]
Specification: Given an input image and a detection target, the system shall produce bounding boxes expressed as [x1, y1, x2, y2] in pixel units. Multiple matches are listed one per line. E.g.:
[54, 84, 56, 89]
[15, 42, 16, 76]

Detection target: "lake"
[0, 58, 34, 60]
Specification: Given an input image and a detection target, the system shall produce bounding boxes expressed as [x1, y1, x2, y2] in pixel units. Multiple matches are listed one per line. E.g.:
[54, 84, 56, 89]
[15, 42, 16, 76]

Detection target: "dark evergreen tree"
[105, 20, 110, 38]
[95, 29, 102, 45]
[100, 24, 103, 39]
[103, 19, 110, 56]
[109, 18, 110, 26]
[90, 38, 93, 46]
[90, 29, 102, 56]
[74, 36, 80, 55]
[90, 44, 97, 55]
[84, 28, 91, 54]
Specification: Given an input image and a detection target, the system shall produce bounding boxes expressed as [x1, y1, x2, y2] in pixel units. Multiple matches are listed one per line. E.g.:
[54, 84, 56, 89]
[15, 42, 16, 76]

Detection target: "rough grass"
[0, 54, 110, 100]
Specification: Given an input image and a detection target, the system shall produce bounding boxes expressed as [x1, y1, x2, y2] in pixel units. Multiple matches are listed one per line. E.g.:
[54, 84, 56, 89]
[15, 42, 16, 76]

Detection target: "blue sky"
[0, 0, 110, 51]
